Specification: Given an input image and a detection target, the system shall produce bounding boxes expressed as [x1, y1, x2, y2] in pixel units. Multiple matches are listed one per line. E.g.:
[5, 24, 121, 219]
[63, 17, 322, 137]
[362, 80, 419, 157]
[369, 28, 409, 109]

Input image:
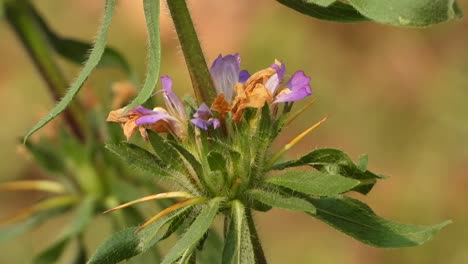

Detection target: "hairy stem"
[4, 1, 86, 141]
[167, 0, 217, 105]
[246, 209, 267, 264]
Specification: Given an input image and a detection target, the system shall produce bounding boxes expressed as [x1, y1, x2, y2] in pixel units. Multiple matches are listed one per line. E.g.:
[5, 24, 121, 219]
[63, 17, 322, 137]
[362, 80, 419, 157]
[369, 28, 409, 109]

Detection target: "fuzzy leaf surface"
[222, 200, 255, 264]
[88, 207, 190, 264]
[267, 171, 359, 196]
[162, 198, 223, 264]
[273, 148, 383, 194]
[105, 142, 194, 191]
[276, 0, 367, 23]
[124, 0, 161, 111]
[308, 196, 451, 247]
[277, 0, 462, 26]
[34, 197, 96, 264]
[29, 4, 131, 74]
[247, 189, 316, 213]
[24, 0, 116, 141]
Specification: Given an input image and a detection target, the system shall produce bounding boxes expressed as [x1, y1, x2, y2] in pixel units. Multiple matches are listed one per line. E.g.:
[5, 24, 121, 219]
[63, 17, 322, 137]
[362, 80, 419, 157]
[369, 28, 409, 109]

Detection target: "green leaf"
[347, 0, 463, 27]
[34, 239, 69, 264]
[88, 207, 190, 264]
[24, 0, 116, 141]
[273, 148, 384, 194]
[305, 0, 336, 7]
[276, 0, 368, 23]
[170, 142, 203, 178]
[34, 197, 96, 264]
[267, 171, 360, 196]
[247, 189, 316, 213]
[25, 140, 65, 174]
[29, 4, 131, 74]
[105, 142, 195, 192]
[356, 154, 368, 172]
[276, 0, 462, 26]
[124, 0, 161, 111]
[162, 198, 223, 264]
[197, 228, 223, 264]
[148, 131, 184, 170]
[0, 202, 72, 242]
[222, 200, 255, 264]
[308, 196, 452, 247]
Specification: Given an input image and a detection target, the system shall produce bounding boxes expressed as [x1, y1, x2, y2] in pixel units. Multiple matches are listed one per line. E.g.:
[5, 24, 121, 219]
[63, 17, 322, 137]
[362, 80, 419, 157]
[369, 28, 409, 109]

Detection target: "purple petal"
[211, 118, 221, 129]
[161, 75, 186, 120]
[193, 103, 212, 119]
[265, 73, 280, 95]
[239, 70, 250, 84]
[210, 54, 241, 102]
[271, 62, 286, 82]
[191, 118, 209, 130]
[135, 110, 176, 125]
[131, 106, 154, 115]
[274, 71, 312, 103]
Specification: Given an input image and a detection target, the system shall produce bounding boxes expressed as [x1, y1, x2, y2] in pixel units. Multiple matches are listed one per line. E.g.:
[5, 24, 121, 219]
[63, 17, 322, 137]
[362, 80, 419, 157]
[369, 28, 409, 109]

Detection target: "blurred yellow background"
[1, 0, 467, 263]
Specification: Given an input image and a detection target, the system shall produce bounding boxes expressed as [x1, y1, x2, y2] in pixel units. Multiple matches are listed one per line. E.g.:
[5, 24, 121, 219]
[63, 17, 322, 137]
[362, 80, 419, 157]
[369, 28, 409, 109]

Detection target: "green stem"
[167, 0, 217, 105]
[246, 209, 268, 264]
[4, 1, 86, 141]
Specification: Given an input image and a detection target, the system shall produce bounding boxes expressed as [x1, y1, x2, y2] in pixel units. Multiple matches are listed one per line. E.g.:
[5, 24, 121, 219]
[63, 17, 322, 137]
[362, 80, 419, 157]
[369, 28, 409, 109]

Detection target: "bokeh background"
[1, 0, 467, 263]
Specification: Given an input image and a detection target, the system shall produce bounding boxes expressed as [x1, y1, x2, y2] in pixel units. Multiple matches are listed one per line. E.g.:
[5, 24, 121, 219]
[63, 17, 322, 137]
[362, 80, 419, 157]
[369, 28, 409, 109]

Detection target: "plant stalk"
[246, 209, 268, 264]
[167, 0, 217, 105]
[4, 1, 87, 141]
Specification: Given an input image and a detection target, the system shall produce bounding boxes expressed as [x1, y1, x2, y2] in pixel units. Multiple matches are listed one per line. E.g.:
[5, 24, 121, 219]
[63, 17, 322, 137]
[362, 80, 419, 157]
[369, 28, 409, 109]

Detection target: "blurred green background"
[1, 0, 467, 263]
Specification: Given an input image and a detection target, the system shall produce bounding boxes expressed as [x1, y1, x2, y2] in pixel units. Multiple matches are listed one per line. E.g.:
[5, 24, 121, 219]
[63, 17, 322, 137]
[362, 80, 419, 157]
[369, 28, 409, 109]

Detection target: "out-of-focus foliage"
[0, 0, 467, 263]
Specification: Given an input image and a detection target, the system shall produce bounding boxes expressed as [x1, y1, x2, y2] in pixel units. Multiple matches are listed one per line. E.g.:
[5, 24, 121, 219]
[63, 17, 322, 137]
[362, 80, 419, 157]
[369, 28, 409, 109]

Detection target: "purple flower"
[135, 107, 177, 126]
[265, 61, 285, 95]
[191, 103, 220, 130]
[270, 61, 286, 82]
[239, 70, 251, 84]
[161, 76, 187, 121]
[210, 54, 249, 102]
[274, 71, 312, 103]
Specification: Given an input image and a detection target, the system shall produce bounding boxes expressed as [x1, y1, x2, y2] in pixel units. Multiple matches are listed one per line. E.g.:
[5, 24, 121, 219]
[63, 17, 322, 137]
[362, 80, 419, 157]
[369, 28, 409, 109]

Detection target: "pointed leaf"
[308, 196, 451, 247]
[34, 197, 96, 264]
[24, 0, 116, 141]
[222, 200, 255, 264]
[148, 131, 184, 171]
[0, 204, 72, 242]
[162, 198, 223, 264]
[247, 189, 316, 214]
[276, 0, 368, 23]
[197, 228, 223, 264]
[88, 207, 190, 264]
[267, 171, 359, 196]
[170, 142, 203, 178]
[276, 0, 462, 26]
[347, 0, 462, 27]
[105, 142, 194, 191]
[125, 0, 161, 111]
[273, 148, 383, 194]
[25, 140, 65, 173]
[29, 4, 131, 74]
[34, 239, 70, 264]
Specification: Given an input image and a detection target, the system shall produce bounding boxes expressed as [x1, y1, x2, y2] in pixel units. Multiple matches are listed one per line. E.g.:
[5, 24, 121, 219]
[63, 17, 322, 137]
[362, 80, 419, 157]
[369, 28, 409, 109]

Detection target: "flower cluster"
[107, 54, 312, 141]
